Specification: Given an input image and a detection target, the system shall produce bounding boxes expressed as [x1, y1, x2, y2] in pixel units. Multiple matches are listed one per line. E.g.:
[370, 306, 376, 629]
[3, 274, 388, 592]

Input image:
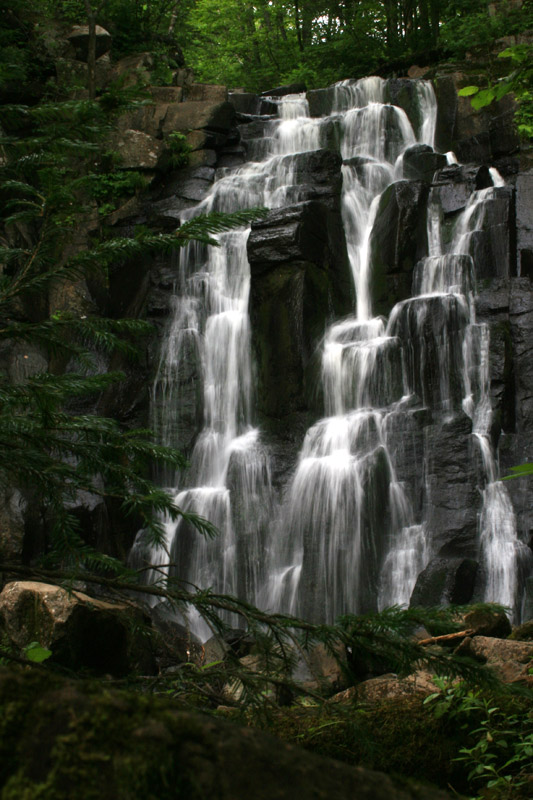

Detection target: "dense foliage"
[2, 0, 533, 93]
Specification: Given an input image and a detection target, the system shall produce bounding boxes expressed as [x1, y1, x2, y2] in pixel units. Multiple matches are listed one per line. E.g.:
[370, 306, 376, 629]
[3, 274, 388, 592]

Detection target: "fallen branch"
[418, 629, 474, 646]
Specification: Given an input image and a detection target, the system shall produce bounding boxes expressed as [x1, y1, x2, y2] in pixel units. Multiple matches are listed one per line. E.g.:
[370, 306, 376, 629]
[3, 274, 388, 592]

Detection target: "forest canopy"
[1, 0, 532, 93]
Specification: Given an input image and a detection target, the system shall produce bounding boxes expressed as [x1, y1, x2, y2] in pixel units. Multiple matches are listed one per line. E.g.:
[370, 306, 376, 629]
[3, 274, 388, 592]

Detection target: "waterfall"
[135, 76, 528, 636]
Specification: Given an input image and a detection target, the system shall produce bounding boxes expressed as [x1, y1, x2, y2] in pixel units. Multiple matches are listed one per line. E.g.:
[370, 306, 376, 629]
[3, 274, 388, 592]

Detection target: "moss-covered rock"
[0, 667, 455, 800]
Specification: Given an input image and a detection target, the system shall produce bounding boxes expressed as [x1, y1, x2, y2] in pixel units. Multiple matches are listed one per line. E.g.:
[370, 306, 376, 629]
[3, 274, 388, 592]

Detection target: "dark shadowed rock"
[516, 171, 533, 277]
[386, 78, 424, 137]
[411, 557, 479, 607]
[248, 200, 351, 416]
[424, 413, 480, 555]
[433, 75, 457, 153]
[463, 606, 512, 638]
[261, 82, 306, 97]
[369, 180, 428, 316]
[402, 144, 447, 182]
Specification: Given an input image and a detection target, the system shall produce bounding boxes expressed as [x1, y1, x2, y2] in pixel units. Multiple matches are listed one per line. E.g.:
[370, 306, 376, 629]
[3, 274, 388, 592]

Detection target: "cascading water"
[135, 76, 529, 636]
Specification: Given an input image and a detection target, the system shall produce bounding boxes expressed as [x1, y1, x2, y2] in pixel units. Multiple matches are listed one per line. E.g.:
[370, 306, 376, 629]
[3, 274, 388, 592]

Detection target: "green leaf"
[24, 642, 52, 663]
[458, 85, 480, 97]
[471, 89, 496, 110]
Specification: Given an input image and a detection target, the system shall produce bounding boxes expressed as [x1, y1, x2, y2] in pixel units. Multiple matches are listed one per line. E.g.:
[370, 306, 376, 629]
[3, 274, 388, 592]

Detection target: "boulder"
[117, 103, 169, 139]
[411, 556, 479, 608]
[161, 101, 235, 137]
[509, 619, 533, 640]
[111, 129, 164, 170]
[431, 164, 493, 214]
[66, 25, 112, 61]
[295, 642, 346, 693]
[112, 52, 154, 86]
[463, 606, 512, 638]
[330, 671, 438, 705]
[0, 581, 154, 675]
[455, 635, 533, 684]
[149, 86, 183, 104]
[185, 83, 228, 102]
[307, 86, 337, 117]
[172, 67, 195, 88]
[150, 602, 203, 670]
[0, 668, 453, 800]
[228, 92, 262, 115]
[386, 78, 424, 138]
[402, 144, 447, 182]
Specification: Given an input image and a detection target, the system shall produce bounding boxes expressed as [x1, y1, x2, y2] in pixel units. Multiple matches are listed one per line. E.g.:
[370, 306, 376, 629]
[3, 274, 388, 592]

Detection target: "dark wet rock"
[411, 556, 479, 607]
[306, 86, 337, 117]
[262, 82, 306, 97]
[157, 165, 215, 203]
[402, 144, 447, 182]
[516, 171, 533, 277]
[229, 92, 261, 115]
[248, 200, 351, 416]
[390, 294, 469, 411]
[369, 180, 428, 316]
[386, 78, 424, 138]
[431, 164, 493, 214]
[433, 75, 457, 153]
[424, 413, 480, 556]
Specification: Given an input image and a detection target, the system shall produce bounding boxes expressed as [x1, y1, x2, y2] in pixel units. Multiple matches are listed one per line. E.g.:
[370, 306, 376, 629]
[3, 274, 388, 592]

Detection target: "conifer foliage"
[0, 89, 265, 569]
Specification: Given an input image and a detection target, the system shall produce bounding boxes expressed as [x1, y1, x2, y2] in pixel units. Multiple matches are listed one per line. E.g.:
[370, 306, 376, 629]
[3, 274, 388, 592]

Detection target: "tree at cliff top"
[184, 0, 533, 90]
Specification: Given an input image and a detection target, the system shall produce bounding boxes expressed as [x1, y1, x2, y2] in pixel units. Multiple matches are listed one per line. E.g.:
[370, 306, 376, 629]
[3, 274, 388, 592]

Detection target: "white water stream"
[133, 77, 529, 636]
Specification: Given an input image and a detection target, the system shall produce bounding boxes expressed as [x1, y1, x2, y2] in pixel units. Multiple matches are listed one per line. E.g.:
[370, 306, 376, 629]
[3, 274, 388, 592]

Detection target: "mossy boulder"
[0, 667, 454, 800]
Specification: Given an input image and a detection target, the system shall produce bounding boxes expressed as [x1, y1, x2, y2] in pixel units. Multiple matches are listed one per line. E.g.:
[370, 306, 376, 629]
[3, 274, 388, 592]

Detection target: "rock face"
[0, 581, 153, 676]
[0, 667, 453, 800]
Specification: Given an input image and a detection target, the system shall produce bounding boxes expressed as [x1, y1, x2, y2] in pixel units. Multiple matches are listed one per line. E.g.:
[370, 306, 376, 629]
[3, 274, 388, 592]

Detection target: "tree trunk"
[83, 0, 97, 100]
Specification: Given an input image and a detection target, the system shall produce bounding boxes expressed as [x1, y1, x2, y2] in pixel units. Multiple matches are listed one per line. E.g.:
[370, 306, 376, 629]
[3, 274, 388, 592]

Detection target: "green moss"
[266, 696, 471, 793]
[0, 668, 203, 800]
